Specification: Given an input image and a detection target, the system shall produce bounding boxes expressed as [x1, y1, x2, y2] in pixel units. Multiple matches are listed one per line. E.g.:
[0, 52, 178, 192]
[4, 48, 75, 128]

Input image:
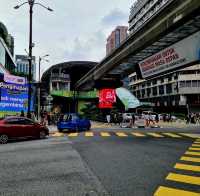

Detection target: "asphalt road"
[1, 130, 200, 196]
[70, 135, 197, 196]
[0, 137, 107, 196]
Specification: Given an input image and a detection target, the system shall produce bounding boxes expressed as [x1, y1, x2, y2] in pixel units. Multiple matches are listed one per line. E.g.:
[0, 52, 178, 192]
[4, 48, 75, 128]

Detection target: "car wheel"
[87, 125, 91, 130]
[39, 130, 46, 139]
[0, 134, 9, 144]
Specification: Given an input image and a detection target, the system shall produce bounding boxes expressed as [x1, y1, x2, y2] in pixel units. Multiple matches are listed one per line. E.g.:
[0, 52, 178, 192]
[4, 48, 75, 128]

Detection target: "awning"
[116, 87, 140, 110]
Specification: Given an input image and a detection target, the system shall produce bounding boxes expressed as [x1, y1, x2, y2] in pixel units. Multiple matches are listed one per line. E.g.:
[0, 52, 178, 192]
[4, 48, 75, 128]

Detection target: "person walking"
[106, 114, 111, 124]
[145, 112, 150, 127]
[20, 110, 25, 117]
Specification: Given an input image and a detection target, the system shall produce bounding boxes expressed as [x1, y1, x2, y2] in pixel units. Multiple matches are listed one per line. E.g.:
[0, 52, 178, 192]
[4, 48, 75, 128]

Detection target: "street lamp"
[38, 55, 49, 119]
[14, 0, 53, 115]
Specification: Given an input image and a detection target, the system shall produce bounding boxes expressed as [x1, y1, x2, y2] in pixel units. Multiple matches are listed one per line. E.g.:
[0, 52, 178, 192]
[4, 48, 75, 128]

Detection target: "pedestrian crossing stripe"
[67, 133, 78, 137]
[185, 151, 200, 156]
[52, 132, 65, 137]
[174, 163, 200, 172]
[166, 173, 200, 185]
[180, 156, 200, 163]
[100, 132, 111, 137]
[131, 132, 146, 137]
[115, 132, 128, 137]
[147, 133, 164, 137]
[192, 144, 200, 147]
[154, 186, 200, 196]
[85, 132, 94, 137]
[180, 133, 200, 138]
[189, 147, 200, 151]
[162, 133, 182, 138]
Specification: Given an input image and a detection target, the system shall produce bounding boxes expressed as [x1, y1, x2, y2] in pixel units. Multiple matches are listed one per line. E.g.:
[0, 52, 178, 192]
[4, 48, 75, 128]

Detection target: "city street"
[1, 128, 200, 196]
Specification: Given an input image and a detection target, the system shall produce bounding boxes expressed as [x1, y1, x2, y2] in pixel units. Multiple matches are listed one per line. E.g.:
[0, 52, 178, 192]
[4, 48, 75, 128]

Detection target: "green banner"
[51, 90, 98, 99]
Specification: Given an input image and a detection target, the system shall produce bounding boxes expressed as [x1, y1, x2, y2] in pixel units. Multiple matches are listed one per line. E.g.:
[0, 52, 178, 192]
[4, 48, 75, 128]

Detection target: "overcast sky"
[0, 0, 134, 75]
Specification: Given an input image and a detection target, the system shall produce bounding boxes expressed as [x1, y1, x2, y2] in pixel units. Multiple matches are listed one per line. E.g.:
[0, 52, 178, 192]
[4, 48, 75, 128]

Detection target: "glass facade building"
[15, 55, 36, 81]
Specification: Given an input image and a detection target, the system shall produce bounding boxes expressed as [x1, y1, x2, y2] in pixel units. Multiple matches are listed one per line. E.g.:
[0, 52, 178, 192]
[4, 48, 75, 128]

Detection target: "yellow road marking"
[67, 133, 78, 137]
[85, 132, 94, 137]
[132, 132, 146, 137]
[162, 133, 182, 138]
[175, 163, 200, 172]
[115, 132, 128, 137]
[100, 132, 111, 137]
[166, 173, 200, 185]
[181, 156, 200, 163]
[147, 133, 164, 138]
[189, 147, 200, 151]
[192, 144, 200, 147]
[180, 133, 200, 138]
[154, 186, 200, 196]
[52, 132, 64, 137]
[185, 151, 200, 156]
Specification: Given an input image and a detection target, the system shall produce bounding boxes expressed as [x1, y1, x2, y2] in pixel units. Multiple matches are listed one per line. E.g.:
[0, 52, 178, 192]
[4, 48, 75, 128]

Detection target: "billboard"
[139, 31, 200, 78]
[99, 89, 116, 109]
[0, 81, 29, 113]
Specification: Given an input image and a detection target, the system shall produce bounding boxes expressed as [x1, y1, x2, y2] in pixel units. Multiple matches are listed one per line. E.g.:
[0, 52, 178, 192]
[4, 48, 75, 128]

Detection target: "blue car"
[57, 113, 91, 132]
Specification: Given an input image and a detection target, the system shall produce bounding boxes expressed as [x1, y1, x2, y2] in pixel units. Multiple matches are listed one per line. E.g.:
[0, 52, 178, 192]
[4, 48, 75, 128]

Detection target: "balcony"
[50, 73, 70, 81]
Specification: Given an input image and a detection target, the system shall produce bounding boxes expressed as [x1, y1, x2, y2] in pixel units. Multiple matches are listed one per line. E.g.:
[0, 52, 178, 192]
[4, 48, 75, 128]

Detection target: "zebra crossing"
[154, 138, 200, 195]
[50, 131, 200, 139]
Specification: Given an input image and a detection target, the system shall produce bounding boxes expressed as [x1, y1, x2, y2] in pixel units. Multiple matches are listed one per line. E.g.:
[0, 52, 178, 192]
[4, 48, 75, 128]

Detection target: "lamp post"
[14, 0, 53, 115]
[38, 55, 49, 120]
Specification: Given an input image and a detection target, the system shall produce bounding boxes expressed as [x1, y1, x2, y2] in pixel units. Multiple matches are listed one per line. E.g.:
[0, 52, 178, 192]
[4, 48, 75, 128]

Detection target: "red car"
[0, 116, 49, 144]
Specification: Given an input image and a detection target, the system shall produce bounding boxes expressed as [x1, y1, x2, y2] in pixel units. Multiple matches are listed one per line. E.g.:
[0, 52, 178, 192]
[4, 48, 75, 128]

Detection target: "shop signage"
[4, 74, 26, 85]
[99, 89, 116, 109]
[139, 31, 200, 78]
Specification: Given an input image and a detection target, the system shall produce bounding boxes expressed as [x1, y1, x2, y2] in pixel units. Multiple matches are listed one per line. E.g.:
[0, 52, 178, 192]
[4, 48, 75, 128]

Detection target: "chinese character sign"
[99, 89, 116, 109]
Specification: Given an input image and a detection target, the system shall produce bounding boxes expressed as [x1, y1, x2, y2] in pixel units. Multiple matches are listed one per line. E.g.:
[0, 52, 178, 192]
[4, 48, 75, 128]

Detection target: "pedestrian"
[118, 113, 123, 127]
[27, 112, 31, 119]
[130, 113, 135, 128]
[106, 114, 111, 124]
[20, 110, 25, 117]
[31, 111, 36, 122]
[47, 112, 51, 125]
[155, 113, 159, 124]
[145, 112, 150, 127]
[40, 111, 45, 126]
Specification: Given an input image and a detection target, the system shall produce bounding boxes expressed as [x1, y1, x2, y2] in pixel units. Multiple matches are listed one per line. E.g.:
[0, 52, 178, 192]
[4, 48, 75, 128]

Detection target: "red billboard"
[99, 89, 116, 109]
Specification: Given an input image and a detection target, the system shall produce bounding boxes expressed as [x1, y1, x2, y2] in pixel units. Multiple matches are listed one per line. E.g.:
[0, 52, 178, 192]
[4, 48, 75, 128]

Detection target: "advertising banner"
[139, 31, 200, 78]
[4, 74, 26, 85]
[99, 89, 116, 109]
[0, 82, 29, 112]
[116, 87, 140, 110]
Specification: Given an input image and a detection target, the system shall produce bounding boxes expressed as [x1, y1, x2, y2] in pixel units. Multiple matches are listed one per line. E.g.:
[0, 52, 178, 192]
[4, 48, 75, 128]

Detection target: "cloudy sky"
[0, 0, 134, 75]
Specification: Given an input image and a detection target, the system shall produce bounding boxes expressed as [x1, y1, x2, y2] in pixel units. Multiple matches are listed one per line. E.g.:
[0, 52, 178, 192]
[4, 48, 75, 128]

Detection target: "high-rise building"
[106, 26, 128, 55]
[0, 21, 16, 73]
[129, 0, 174, 34]
[15, 55, 36, 81]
